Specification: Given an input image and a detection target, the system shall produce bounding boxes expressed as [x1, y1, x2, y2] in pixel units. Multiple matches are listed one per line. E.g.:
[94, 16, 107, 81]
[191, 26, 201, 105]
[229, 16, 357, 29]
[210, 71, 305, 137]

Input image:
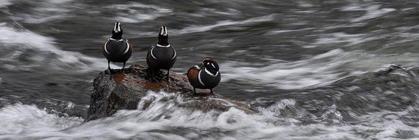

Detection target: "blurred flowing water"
[1, 0, 419, 139]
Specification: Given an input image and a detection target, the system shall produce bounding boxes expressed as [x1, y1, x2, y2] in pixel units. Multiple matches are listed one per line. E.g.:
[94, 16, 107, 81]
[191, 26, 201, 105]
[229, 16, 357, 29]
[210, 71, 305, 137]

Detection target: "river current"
[1, 0, 419, 139]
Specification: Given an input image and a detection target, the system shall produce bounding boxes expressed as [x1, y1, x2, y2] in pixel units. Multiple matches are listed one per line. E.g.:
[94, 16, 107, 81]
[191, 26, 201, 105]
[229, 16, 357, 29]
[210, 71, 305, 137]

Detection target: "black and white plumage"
[102, 22, 133, 73]
[146, 26, 177, 81]
[187, 57, 221, 94]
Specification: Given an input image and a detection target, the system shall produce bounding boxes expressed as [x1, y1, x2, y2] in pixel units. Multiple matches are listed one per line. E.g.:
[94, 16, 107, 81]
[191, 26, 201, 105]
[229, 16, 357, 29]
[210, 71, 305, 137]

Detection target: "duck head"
[111, 22, 123, 40]
[158, 26, 169, 46]
[202, 57, 219, 76]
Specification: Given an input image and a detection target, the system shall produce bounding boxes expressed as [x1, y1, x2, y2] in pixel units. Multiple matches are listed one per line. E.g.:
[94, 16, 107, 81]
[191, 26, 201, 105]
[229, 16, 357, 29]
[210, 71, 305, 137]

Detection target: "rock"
[86, 64, 254, 121]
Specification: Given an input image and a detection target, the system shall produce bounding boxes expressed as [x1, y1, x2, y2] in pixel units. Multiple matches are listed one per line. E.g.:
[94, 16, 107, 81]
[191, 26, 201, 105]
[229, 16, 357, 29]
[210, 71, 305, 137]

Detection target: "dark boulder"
[86, 64, 254, 121]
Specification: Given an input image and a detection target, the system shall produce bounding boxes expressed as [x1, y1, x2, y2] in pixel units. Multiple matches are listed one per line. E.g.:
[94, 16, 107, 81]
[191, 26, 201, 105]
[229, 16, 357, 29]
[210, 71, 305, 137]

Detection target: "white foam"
[222, 42, 419, 90]
[297, 1, 315, 8]
[47, 0, 74, 4]
[350, 110, 419, 139]
[23, 15, 71, 24]
[107, 2, 172, 23]
[131, 14, 275, 37]
[312, 49, 345, 59]
[10, 91, 282, 139]
[11, 0, 75, 24]
[221, 49, 352, 89]
[176, 14, 275, 35]
[116, 13, 165, 23]
[209, 8, 241, 16]
[311, 32, 365, 46]
[0, 23, 110, 72]
[0, 103, 83, 135]
[302, 27, 419, 71]
[264, 28, 314, 36]
[0, 0, 12, 8]
[107, 2, 171, 12]
[0, 91, 416, 139]
[304, 31, 394, 51]
[341, 4, 396, 22]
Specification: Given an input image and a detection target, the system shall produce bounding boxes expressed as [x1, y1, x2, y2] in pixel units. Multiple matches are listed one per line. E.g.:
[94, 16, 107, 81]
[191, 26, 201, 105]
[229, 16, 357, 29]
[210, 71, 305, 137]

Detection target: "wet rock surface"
[86, 64, 253, 121]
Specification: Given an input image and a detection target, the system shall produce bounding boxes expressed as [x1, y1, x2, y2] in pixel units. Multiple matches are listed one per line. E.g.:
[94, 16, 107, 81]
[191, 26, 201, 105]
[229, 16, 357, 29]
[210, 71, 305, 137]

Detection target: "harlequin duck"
[187, 57, 221, 94]
[146, 26, 177, 81]
[102, 22, 133, 73]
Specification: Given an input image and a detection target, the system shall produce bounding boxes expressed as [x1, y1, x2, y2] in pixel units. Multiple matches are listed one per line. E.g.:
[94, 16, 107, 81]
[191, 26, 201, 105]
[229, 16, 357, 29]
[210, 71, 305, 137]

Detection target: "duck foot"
[108, 69, 115, 74]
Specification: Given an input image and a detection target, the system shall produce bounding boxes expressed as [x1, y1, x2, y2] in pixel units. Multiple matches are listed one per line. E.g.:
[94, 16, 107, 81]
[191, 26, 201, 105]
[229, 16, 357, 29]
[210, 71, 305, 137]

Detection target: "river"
[1, 0, 419, 139]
